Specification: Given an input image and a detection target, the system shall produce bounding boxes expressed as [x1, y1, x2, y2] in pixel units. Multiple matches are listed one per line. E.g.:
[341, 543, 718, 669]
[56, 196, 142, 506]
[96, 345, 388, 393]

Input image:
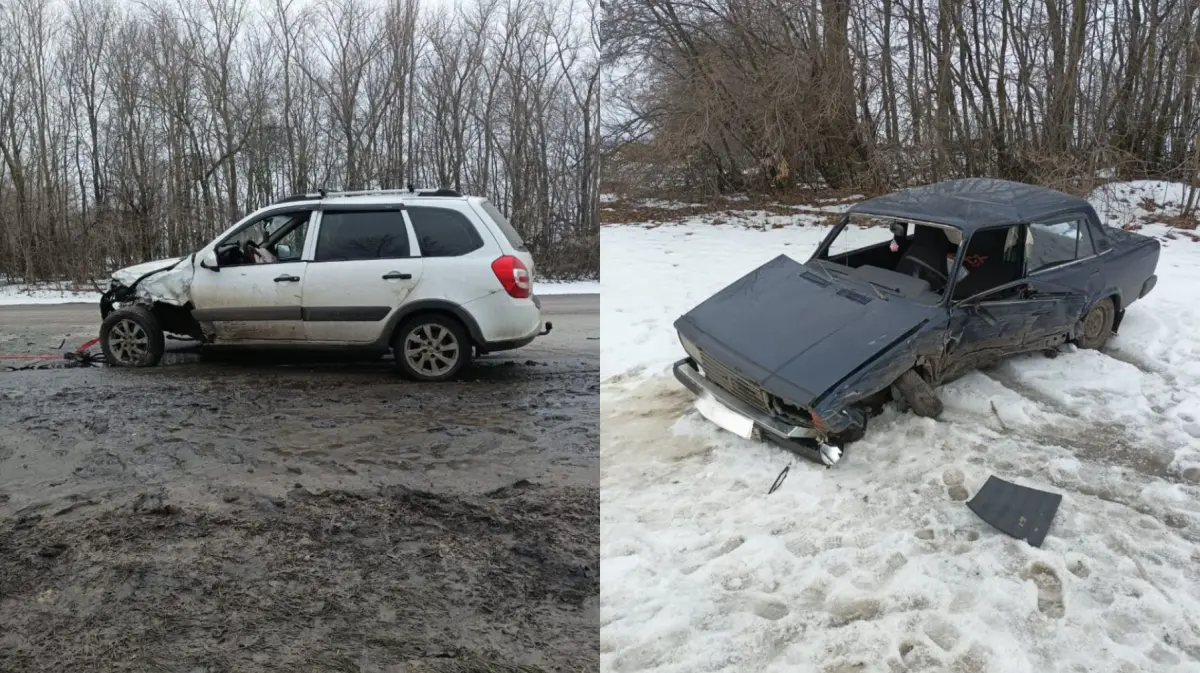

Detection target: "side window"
[217, 211, 311, 266]
[1027, 218, 1092, 273]
[479, 200, 528, 252]
[315, 210, 410, 262]
[272, 221, 308, 262]
[409, 207, 484, 257]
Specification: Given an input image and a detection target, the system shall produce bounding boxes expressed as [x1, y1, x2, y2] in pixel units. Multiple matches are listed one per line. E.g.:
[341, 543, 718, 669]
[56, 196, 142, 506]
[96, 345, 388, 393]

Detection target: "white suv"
[98, 188, 552, 381]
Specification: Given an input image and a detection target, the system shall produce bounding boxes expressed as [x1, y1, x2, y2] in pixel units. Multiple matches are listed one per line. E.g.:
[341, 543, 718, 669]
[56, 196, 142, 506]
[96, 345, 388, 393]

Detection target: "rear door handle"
[274, 274, 300, 282]
[382, 271, 412, 280]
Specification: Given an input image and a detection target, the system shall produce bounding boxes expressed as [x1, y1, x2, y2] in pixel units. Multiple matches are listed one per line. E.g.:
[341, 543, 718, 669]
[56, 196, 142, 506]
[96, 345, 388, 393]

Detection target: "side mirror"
[200, 250, 220, 272]
[275, 243, 292, 260]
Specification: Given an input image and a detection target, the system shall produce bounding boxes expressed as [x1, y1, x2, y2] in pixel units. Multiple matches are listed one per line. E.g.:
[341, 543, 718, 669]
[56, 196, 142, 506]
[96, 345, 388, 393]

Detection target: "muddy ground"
[0, 296, 599, 673]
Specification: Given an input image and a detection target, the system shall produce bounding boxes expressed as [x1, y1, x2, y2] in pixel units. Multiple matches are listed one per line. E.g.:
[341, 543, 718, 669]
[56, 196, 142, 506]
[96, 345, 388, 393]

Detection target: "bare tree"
[602, 0, 1200, 200]
[0, 0, 600, 285]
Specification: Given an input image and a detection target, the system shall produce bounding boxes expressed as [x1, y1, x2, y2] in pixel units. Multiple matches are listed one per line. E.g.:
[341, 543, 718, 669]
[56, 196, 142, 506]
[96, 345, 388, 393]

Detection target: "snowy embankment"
[600, 183, 1200, 673]
[0, 278, 598, 306]
[0, 283, 102, 306]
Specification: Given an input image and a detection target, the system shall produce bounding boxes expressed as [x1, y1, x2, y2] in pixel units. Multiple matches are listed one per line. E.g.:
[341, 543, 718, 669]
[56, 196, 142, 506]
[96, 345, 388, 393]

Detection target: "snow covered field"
[600, 187, 1200, 672]
[0, 283, 102, 306]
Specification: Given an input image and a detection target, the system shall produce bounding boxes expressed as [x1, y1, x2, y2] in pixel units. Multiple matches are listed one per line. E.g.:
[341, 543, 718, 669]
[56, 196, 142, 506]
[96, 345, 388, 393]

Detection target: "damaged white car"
[99, 188, 552, 381]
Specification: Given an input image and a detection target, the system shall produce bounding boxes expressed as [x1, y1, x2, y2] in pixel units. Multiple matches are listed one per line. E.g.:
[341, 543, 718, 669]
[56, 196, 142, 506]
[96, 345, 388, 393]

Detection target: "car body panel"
[190, 260, 309, 341]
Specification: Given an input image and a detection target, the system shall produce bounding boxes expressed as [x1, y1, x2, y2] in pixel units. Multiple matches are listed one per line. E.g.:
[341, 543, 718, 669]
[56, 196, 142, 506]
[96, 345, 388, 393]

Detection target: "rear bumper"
[479, 320, 552, 354]
[672, 357, 818, 440]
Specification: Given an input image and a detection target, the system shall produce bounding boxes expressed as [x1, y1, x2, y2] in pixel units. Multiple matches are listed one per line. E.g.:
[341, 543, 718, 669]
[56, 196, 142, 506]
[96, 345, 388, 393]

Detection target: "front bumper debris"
[673, 357, 816, 440]
[674, 357, 851, 467]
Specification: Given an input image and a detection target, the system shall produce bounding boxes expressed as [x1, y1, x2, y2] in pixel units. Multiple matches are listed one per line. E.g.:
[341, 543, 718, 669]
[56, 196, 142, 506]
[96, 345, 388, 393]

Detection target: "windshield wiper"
[814, 260, 839, 283]
[866, 281, 889, 300]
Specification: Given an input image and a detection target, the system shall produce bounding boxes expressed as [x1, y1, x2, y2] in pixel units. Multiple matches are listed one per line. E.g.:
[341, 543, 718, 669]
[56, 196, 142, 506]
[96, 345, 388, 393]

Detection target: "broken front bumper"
[672, 357, 818, 441]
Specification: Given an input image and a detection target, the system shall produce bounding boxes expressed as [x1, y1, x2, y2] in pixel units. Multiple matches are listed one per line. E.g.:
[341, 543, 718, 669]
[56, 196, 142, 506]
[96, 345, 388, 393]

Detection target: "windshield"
[814, 214, 963, 306]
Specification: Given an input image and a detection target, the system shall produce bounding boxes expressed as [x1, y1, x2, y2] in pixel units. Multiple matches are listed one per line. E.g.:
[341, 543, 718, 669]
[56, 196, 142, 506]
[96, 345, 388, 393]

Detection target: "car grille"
[693, 347, 772, 414]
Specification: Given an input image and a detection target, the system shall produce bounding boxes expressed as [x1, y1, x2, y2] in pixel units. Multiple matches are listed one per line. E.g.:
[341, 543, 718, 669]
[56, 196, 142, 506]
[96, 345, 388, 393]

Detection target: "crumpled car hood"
[674, 254, 936, 406]
[111, 255, 195, 306]
[112, 256, 187, 286]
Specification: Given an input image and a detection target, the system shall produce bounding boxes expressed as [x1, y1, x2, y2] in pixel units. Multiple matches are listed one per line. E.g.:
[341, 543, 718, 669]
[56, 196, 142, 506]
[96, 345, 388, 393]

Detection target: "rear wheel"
[393, 314, 471, 382]
[1075, 298, 1115, 350]
[893, 368, 943, 418]
[100, 306, 165, 367]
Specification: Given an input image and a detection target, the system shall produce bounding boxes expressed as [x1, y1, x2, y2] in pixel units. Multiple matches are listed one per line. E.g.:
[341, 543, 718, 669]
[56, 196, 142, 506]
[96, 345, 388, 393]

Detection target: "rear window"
[479, 200, 527, 252]
[408, 207, 484, 257]
[315, 210, 410, 261]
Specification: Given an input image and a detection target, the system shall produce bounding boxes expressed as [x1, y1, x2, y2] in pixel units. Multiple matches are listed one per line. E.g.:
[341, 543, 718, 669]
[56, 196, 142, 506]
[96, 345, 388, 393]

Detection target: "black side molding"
[302, 306, 391, 322]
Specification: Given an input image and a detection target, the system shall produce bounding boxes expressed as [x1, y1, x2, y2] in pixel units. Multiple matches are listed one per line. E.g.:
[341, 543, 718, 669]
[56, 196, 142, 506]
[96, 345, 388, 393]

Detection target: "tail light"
[491, 255, 531, 298]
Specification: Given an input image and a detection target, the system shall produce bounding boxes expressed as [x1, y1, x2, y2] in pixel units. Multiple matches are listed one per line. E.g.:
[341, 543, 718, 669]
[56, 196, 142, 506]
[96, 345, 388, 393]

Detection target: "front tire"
[893, 368, 943, 418]
[393, 314, 471, 382]
[1075, 298, 1115, 350]
[100, 306, 165, 367]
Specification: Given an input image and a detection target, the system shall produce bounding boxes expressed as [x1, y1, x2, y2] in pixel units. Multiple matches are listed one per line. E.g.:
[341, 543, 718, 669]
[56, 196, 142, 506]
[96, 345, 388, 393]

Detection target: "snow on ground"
[600, 188, 1200, 673]
[0, 283, 101, 306]
[633, 198, 707, 210]
[1091, 180, 1198, 229]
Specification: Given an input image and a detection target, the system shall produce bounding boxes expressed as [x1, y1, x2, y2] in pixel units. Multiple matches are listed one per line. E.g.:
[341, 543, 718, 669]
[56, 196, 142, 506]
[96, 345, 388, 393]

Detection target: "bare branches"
[604, 0, 1200, 198]
[0, 0, 599, 283]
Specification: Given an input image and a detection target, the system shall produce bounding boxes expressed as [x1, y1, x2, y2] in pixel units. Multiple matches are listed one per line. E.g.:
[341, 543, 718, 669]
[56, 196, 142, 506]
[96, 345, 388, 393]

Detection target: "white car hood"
[111, 255, 195, 307]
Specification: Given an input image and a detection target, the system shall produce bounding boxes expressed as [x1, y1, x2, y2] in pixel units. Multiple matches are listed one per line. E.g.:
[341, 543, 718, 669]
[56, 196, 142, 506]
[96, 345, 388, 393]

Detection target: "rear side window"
[409, 207, 484, 257]
[479, 200, 528, 252]
[1028, 218, 1092, 272]
[315, 210, 410, 261]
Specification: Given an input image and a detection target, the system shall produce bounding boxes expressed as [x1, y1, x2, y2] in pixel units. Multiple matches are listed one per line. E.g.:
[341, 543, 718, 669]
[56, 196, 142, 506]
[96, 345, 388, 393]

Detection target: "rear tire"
[100, 306, 165, 367]
[393, 314, 471, 382]
[893, 368, 943, 418]
[1075, 298, 1115, 350]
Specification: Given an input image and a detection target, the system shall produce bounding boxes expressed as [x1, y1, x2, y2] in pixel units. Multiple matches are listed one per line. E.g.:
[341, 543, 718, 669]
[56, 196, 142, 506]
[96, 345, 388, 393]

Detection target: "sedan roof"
[848, 178, 1094, 231]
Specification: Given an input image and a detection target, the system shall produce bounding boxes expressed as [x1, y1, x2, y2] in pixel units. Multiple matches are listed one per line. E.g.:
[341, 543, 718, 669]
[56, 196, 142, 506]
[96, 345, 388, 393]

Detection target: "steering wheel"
[901, 256, 949, 291]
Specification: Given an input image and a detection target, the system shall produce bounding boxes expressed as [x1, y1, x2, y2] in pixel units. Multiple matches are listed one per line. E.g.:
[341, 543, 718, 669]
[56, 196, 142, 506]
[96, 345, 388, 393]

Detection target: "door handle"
[274, 274, 300, 282]
[382, 271, 412, 280]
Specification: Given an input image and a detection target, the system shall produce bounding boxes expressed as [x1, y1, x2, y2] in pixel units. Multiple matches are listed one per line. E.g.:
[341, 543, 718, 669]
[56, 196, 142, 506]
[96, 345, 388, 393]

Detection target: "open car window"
[951, 225, 1025, 301]
[217, 211, 311, 266]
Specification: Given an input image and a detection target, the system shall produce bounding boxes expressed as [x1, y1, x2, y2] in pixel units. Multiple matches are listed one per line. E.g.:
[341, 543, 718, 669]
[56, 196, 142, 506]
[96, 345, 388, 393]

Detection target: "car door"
[1022, 215, 1098, 345]
[302, 205, 425, 343]
[188, 209, 314, 341]
[942, 289, 1038, 380]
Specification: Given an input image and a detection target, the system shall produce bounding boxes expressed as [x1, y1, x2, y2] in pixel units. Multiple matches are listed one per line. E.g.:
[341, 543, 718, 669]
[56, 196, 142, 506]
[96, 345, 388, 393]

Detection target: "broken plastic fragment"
[966, 476, 1062, 548]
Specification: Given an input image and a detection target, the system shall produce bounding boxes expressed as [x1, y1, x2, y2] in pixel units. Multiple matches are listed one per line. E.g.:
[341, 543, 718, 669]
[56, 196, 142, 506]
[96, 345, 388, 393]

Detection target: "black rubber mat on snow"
[967, 476, 1062, 548]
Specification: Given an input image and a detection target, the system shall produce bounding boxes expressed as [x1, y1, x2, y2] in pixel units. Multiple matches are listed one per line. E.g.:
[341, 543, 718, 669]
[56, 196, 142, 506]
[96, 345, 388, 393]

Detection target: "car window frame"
[310, 203, 418, 263]
[1026, 214, 1099, 275]
[405, 205, 485, 258]
[212, 207, 315, 267]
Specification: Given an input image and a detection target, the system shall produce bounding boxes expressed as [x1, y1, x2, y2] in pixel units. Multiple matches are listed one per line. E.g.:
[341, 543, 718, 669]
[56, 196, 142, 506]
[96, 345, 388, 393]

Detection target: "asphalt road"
[0, 294, 599, 673]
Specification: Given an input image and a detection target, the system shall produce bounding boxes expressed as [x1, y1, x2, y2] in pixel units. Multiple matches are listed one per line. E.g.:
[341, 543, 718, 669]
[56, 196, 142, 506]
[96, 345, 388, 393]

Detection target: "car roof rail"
[272, 186, 463, 205]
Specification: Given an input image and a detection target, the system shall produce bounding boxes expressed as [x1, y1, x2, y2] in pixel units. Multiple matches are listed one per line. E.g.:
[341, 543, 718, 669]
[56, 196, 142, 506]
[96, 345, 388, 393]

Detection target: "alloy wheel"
[403, 323, 460, 376]
[109, 319, 149, 365]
